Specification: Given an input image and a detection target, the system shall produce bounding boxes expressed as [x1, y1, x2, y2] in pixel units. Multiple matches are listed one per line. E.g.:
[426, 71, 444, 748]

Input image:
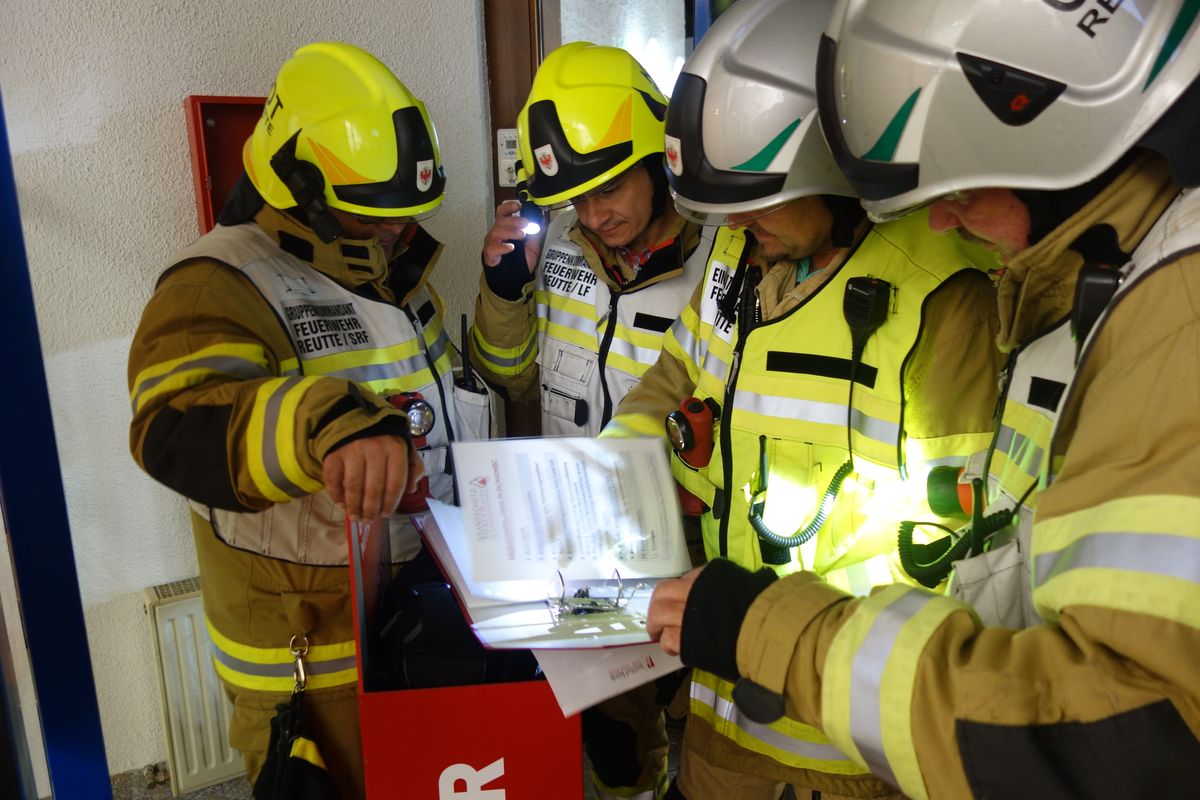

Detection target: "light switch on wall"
[496, 127, 519, 187]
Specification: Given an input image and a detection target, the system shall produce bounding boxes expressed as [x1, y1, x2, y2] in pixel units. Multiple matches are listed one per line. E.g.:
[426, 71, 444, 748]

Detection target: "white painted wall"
[0, 0, 492, 790]
[559, 0, 687, 97]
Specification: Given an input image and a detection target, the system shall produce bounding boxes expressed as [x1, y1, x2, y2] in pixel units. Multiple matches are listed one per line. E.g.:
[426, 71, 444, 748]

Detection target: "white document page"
[420, 499, 669, 649]
[452, 437, 689, 584]
[533, 645, 683, 717]
[422, 499, 548, 608]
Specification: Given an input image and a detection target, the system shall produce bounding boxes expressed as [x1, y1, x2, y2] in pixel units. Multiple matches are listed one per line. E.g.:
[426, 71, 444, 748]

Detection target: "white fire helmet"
[817, 0, 1200, 221]
[665, 0, 854, 226]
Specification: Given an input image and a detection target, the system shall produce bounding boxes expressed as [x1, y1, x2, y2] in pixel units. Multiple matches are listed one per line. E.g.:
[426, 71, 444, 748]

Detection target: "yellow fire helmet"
[244, 41, 445, 240]
[517, 42, 668, 208]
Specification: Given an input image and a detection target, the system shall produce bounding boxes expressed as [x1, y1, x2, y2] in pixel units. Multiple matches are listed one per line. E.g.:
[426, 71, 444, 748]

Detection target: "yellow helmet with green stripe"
[244, 41, 445, 224]
[517, 42, 668, 208]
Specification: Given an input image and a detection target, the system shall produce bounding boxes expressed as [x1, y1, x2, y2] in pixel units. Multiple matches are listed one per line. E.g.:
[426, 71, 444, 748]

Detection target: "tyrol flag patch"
[534, 144, 559, 176]
[416, 159, 434, 192]
[665, 134, 683, 176]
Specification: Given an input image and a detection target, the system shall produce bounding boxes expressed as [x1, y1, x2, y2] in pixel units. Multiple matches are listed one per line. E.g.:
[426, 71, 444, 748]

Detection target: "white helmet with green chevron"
[818, 0, 1200, 221]
[664, 0, 854, 225]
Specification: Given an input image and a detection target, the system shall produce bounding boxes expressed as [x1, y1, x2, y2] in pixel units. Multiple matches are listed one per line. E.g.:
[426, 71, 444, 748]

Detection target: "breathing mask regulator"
[747, 275, 893, 564]
[376, 548, 539, 690]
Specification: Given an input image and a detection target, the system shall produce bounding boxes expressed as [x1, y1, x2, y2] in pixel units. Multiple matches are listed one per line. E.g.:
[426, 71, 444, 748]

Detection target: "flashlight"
[518, 196, 544, 237]
[666, 397, 721, 516]
[666, 397, 720, 467]
[387, 392, 436, 513]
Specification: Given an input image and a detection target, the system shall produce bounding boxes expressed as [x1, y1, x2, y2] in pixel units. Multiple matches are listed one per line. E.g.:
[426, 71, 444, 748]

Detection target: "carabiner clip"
[289, 634, 310, 695]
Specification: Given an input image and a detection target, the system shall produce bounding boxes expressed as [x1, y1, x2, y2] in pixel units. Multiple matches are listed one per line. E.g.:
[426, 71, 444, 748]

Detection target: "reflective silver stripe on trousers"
[210, 643, 357, 678]
[848, 589, 937, 788]
[737, 390, 899, 447]
[261, 377, 309, 499]
[994, 424, 1043, 479]
[691, 681, 854, 762]
[1035, 531, 1200, 587]
[475, 331, 537, 370]
[131, 355, 269, 412]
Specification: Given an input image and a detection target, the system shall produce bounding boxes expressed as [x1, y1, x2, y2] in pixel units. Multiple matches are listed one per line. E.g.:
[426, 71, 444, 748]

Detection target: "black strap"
[717, 234, 756, 327]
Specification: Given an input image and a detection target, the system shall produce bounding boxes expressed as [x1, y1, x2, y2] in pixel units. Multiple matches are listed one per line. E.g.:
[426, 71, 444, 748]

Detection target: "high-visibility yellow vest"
[678, 210, 996, 774]
[674, 213, 995, 581]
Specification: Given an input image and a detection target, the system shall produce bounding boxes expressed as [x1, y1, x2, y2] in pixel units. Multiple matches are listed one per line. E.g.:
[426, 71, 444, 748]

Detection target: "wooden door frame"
[481, 0, 548, 436]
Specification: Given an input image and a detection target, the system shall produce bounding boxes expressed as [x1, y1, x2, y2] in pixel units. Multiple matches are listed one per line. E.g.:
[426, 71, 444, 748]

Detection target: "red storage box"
[348, 518, 582, 798]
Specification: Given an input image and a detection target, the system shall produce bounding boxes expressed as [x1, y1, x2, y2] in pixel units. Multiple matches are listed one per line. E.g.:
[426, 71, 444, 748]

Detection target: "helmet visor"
[816, 35, 921, 204]
[862, 199, 926, 225]
[344, 206, 437, 224]
[862, 190, 975, 225]
[542, 162, 646, 211]
[672, 190, 804, 228]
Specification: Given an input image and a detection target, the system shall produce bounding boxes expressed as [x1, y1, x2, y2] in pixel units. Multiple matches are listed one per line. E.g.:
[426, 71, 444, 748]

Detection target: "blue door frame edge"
[0, 90, 112, 797]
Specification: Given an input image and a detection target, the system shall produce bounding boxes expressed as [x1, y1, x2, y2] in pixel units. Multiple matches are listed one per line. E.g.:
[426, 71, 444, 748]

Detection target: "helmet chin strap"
[821, 194, 867, 247]
[643, 153, 670, 220]
[269, 132, 344, 244]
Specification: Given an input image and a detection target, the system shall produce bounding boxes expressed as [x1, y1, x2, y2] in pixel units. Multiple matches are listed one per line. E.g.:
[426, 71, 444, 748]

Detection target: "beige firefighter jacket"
[129, 204, 451, 524]
[731, 154, 1200, 800]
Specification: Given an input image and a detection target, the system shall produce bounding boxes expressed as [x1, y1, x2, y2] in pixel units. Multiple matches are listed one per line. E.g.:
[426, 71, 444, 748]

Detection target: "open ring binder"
[547, 570, 650, 622]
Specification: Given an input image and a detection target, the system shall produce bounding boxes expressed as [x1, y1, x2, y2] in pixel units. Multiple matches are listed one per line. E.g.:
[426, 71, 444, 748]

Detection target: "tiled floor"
[112, 717, 683, 800]
[111, 770, 250, 799]
[109, 714, 819, 799]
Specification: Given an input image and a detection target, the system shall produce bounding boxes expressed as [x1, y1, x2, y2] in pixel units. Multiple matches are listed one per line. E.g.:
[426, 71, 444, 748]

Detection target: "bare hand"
[647, 566, 705, 656]
[481, 200, 542, 272]
[322, 436, 424, 521]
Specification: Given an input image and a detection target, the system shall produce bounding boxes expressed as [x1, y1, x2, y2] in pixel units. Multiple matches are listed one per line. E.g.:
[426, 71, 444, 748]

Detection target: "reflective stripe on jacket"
[1033, 187, 1200, 624]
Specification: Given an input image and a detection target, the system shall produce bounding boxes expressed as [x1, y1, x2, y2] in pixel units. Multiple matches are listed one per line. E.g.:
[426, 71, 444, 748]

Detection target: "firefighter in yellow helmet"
[128, 42, 489, 798]
[468, 42, 723, 800]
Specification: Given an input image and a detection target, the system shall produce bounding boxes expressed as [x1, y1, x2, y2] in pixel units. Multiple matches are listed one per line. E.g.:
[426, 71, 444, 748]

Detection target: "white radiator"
[144, 578, 244, 795]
